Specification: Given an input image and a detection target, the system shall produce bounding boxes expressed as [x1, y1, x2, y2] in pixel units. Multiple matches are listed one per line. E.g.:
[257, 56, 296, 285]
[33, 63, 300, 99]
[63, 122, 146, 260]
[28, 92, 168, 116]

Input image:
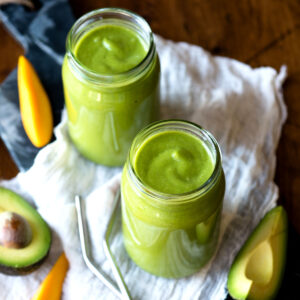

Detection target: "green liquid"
[74, 25, 147, 74]
[62, 23, 160, 166]
[121, 129, 225, 278]
[134, 131, 214, 194]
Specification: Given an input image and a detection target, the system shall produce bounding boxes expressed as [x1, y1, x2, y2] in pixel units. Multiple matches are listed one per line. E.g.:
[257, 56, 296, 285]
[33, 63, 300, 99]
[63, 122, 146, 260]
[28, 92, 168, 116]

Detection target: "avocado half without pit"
[0, 187, 51, 275]
[227, 206, 288, 300]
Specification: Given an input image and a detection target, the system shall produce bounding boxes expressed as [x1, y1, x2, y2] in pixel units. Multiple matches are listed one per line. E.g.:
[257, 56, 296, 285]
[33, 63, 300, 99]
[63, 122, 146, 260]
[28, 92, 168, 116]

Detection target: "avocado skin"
[0, 247, 50, 276]
[227, 206, 288, 300]
[226, 224, 300, 300]
[0, 187, 52, 275]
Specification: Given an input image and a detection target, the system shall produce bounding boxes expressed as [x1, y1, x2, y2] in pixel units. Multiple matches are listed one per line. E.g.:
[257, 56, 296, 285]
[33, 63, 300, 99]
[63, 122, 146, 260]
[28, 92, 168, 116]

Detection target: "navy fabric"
[0, 0, 74, 170]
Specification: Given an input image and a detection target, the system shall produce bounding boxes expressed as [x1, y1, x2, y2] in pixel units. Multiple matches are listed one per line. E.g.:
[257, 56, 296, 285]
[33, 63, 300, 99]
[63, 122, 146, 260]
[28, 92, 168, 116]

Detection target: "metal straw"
[75, 194, 132, 300]
[103, 190, 132, 300]
[75, 195, 121, 299]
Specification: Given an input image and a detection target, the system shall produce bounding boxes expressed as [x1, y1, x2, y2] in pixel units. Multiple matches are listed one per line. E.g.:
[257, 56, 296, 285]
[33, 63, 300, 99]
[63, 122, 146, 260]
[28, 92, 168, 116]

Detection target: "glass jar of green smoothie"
[121, 120, 225, 278]
[62, 8, 160, 166]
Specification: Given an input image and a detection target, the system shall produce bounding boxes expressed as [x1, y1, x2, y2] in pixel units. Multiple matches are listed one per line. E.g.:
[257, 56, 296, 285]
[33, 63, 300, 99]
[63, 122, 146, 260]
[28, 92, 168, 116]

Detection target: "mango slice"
[18, 55, 53, 148]
[31, 252, 69, 300]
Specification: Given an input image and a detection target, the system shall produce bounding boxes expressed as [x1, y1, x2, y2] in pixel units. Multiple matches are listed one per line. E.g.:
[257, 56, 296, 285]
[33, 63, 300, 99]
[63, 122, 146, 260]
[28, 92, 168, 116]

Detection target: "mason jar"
[62, 8, 160, 166]
[121, 120, 225, 278]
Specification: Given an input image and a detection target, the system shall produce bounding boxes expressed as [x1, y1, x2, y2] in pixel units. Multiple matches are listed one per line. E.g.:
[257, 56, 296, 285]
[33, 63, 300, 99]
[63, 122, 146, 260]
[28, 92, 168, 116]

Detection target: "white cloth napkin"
[0, 35, 287, 300]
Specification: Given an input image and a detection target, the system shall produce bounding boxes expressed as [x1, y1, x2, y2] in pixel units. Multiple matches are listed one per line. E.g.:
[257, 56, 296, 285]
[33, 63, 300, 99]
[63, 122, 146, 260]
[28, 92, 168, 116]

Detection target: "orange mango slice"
[32, 252, 69, 300]
[18, 55, 53, 148]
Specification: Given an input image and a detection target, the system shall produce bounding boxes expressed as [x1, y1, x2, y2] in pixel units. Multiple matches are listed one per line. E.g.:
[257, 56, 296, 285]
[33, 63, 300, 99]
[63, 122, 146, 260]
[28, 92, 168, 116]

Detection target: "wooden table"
[0, 0, 300, 298]
[1, 0, 300, 233]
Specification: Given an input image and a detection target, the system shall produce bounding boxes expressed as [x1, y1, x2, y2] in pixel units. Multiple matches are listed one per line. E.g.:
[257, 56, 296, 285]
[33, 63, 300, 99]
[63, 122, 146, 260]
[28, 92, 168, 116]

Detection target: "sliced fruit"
[0, 187, 51, 275]
[31, 252, 69, 300]
[18, 55, 53, 148]
[227, 206, 288, 300]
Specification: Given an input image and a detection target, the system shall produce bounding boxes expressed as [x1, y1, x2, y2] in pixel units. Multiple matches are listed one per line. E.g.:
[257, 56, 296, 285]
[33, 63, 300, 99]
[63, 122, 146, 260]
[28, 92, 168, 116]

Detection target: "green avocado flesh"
[0, 187, 51, 274]
[227, 206, 288, 300]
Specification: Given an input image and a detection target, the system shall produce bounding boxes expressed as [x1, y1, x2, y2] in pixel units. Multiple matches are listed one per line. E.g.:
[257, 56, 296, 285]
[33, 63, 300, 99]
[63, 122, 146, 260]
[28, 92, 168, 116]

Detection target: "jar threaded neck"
[66, 7, 156, 86]
[127, 119, 223, 205]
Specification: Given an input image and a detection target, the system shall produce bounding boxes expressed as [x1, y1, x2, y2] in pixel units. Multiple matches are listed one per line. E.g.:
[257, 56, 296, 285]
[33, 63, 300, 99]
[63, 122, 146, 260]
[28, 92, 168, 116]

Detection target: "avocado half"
[227, 206, 288, 300]
[0, 187, 51, 275]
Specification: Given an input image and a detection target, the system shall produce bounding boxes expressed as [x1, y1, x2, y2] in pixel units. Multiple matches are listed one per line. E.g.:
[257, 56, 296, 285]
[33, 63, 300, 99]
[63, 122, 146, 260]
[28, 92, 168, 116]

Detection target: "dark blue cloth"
[0, 0, 74, 170]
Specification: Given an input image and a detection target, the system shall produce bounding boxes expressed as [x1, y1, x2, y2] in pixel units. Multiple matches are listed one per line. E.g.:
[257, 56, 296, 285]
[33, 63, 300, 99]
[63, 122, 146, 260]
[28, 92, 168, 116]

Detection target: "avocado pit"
[0, 211, 32, 249]
[0, 187, 51, 275]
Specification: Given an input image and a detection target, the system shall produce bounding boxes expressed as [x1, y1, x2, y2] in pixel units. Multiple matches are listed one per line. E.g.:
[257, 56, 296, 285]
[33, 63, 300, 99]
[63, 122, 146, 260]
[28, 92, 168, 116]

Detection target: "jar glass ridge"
[66, 8, 156, 86]
[128, 120, 222, 203]
[62, 8, 160, 166]
[121, 120, 225, 278]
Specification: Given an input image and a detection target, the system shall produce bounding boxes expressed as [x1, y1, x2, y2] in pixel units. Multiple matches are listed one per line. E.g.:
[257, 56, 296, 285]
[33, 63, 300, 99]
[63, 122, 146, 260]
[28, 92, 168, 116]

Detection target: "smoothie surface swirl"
[74, 24, 148, 74]
[134, 130, 214, 194]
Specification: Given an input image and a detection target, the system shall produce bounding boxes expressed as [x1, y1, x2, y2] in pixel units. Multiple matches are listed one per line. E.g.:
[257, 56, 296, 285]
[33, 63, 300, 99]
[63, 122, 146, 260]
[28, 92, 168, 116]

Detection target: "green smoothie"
[134, 131, 214, 194]
[62, 9, 160, 166]
[75, 25, 147, 74]
[121, 121, 225, 278]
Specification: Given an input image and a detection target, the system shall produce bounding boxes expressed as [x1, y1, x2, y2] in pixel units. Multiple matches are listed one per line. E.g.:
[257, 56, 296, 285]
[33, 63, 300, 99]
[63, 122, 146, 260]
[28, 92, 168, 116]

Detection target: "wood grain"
[1, 0, 300, 234]
[69, 0, 300, 234]
[0, 23, 22, 179]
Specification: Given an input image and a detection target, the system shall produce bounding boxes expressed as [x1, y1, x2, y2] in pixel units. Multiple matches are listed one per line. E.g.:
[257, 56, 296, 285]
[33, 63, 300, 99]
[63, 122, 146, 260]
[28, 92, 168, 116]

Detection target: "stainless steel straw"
[103, 190, 132, 300]
[75, 194, 132, 300]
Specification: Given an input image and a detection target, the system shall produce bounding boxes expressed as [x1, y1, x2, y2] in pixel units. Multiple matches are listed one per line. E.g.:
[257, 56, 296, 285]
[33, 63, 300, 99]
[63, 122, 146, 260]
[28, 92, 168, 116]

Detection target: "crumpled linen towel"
[0, 35, 287, 300]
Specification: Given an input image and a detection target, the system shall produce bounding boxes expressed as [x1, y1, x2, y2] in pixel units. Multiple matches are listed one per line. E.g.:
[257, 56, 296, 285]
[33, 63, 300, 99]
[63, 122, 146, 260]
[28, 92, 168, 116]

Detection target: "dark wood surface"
[0, 1, 300, 298]
[2, 0, 300, 233]
[1, 1, 300, 221]
[72, 0, 300, 236]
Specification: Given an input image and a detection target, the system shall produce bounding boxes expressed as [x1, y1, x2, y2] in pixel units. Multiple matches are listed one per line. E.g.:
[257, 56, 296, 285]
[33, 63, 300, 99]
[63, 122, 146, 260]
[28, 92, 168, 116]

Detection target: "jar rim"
[127, 119, 223, 204]
[66, 7, 155, 86]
